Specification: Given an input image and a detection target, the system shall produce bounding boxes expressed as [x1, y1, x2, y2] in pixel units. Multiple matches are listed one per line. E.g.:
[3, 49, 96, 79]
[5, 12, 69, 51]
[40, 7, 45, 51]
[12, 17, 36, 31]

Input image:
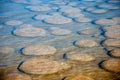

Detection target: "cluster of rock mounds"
[95, 17, 120, 73]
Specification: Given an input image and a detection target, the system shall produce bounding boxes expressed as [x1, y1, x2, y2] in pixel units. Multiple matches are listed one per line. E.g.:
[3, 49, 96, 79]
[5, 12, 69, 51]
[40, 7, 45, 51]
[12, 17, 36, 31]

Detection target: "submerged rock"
[78, 27, 100, 36]
[66, 51, 95, 61]
[75, 39, 99, 47]
[112, 17, 120, 24]
[65, 13, 85, 18]
[65, 74, 94, 80]
[86, 7, 108, 13]
[25, 5, 51, 12]
[75, 17, 91, 23]
[101, 58, 120, 73]
[5, 20, 23, 26]
[111, 48, 120, 57]
[13, 24, 46, 37]
[3, 72, 31, 80]
[34, 14, 51, 20]
[50, 27, 71, 35]
[91, 9, 108, 14]
[44, 15, 72, 24]
[59, 6, 81, 14]
[22, 44, 56, 56]
[0, 25, 3, 29]
[95, 19, 117, 26]
[105, 25, 120, 39]
[104, 39, 120, 47]
[0, 46, 14, 54]
[18, 58, 71, 75]
[98, 4, 119, 10]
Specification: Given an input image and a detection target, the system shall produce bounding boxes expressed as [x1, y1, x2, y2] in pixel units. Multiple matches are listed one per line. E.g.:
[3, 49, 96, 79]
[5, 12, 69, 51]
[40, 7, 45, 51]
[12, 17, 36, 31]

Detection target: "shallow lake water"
[0, 0, 120, 80]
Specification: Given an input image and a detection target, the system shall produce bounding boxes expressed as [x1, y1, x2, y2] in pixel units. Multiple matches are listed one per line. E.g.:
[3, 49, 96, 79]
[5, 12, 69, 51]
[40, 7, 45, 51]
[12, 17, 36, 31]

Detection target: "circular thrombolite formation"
[95, 19, 116, 26]
[3, 73, 31, 80]
[59, 6, 81, 13]
[90, 9, 108, 14]
[112, 17, 120, 24]
[108, 0, 120, 3]
[18, 58, 71, 75]
[5, 20, 23, 26]
[60, 7, 81, 15]
[25, 5, 51, 12]
[44, 15, 72, 24]
[75, 17, 91, 23]
[0, 25, 3, 29]
[11, 0, 41, 4]
[85, 7, 108, 14]
[66, 51, 95, 61]
[111, 48, 120, 58]
[78, 27, 100, 36]
[75, 39, 99, 47]
[22, 44, 56, 56]
[85, 7, 96, 12]
[65, 13, 85, 18]
[101, 58, 120, 73]
[13, 24, 46, 37]
[98, 4, 119, 9]
[105, 25, 120, 39]
[50, 27, 71, 35]
[0, 46, 14, 54]
[65, 75, 94, 80]
[104, 39, 120, 47]
[34, 14, 51, 20]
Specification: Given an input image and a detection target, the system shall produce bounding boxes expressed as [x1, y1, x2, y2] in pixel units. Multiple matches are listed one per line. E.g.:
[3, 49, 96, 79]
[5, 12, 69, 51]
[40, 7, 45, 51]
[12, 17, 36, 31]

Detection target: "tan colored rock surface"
[102, 58, 120, 73]
[75, 39, 99, 47]
[26, 5, 51, 12]
[66, 51, 95, 61]
[65, 75, 94, 80]
[50, 27, 71, 35]
[44, 15, 72, 24]
[3, 73, 31, 80]
[0, 46, 14, 54]
[13, 24, 46, 37]
[22, 44, 56, 56]
[104, 39, 120, 47]
[5, 20, 23, 26]
[95, 19, 116, 26]
[105, 25, 120, 39]
[75, 17, 91, 23]
[18, 58, 71, 75]
[111, 48, 120, 57]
